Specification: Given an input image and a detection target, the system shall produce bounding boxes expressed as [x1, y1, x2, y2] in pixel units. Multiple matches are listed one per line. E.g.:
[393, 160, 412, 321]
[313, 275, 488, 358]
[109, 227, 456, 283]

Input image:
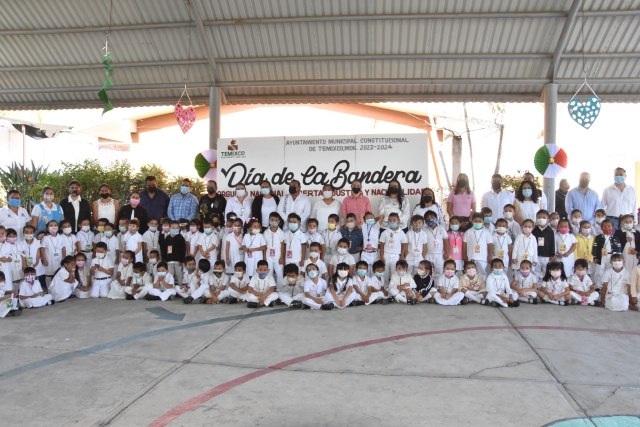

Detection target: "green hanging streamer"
[98, 53, 113, 115]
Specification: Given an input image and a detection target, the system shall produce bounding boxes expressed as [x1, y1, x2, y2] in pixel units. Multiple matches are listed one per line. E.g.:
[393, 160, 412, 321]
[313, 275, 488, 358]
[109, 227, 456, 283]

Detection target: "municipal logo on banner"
[221, 139, 246, 159]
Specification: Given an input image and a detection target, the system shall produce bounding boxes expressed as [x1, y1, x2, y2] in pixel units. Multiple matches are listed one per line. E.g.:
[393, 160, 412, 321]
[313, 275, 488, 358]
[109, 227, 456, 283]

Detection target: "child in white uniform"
[570, 210, 583, 236]
[463, 213, 493, 280]
[175, 256, 199, 299]
[352, 260, 378, 305]
[142, 219, 160, 263]
[204, 260, 230, 304]
[108, 250, 134, 299]
[184, 259, 212, 304]
[503, 204, 521, 240]
[101, 223, 120, 268]
[328, 238, 355, 278]
[197, 218, 220, 270]
[538, 262, 571, 305]
[360, 212, 381, 276]
[371, 260, 391, 304]
[241, 219, 267, 277]
[147, 261, 177, 301]
[244, 260, 279, 308]
[321, 214, 342, 261]
[600, 254, 631, 311]
[305, 218, 326, 258]
[302, 264, 329, 310]
[20, 225, 44, 291]
[60, 220, 77, 258]
[435, 259, 464, 305]
[555, 219, 578, 277]
[304, 242, 328, 280]
[121, 219, 144, 263]
[219, 213, 234, 272]
[91, 242, 115, 298]
[511, 219, 538, 275]
[510, 260, 538, 304]
[75, 219, 94, 264]
[225, 218, 245, 275]
[618, 215, 640, 272]
[73, 253, 91, 298]
[125, 262, 153, 300]
[484, 258, 517, 307]
[284, 213, 308, 269]
[263, 213, 285, 290]
[49, 255, 79, 302]
[324, 262, 356, 308]
[493, 219, 512, 276]
[388, 259, 418, 304]
[185, 219, 203, 262]
[228, 261, 251, 302]
[278, 263, 305, 307]
[458, 261, 486, 304]
[568, 259, 599, 306]
[40, 221, 62, 281]
[423, 211, 448, 278]
[406, 215, 428, 276]
[7, 229, 23, 290]
[379, 213, 408, 285]
[18, 268, 53, 308]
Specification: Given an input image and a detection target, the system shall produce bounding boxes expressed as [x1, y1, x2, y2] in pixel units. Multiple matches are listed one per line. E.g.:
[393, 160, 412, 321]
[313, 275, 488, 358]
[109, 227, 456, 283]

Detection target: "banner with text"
[217, 134, 428, 216]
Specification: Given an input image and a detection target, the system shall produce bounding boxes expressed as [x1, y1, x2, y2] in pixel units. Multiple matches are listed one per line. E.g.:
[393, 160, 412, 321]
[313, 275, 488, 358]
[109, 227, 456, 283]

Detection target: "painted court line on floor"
[0, 307, 291, 382]
[148, 326, 640, 427]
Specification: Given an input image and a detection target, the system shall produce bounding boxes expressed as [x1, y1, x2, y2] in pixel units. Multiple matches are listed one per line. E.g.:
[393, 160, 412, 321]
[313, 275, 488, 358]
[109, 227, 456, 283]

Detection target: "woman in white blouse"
[378, 180, 410, 230]
[514, 180, 544, 225]
[412, 188, 446, 228]
[225, 183, 253, 224]
[311, 184, 342, 232]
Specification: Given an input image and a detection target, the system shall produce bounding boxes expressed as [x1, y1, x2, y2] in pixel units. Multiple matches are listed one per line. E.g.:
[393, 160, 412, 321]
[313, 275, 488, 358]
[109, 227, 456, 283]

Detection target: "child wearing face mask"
[568, 259, 599, 306]
[108, 250, 134, 299]
[593, 209, 607, 236]
[59, 220, 77, 258]
[220, 213, 236, 268]
[278, 263, 305, 308]
[575, 221, 595, 274]
[143, 218, 161, 263]
[147, 250, 160, 276]
[304, 242, 327, 280]
[413, 260, 436, 303]
[185, 219, 203, 262]
[90, 242, 114, 298]
[388, 260, 417, 305]
[263, 213, 285, 290]
[538, 262, 570, 305]
[484, 258, 518, 307]
[160, 221, 186, 285]
[434, 259, 463, 305]
[462, 213, 493, 280]
[21, 225, 45, 292]
[203, 260, 230, 304]
[510, 260, 538, 304]
[340, 213, 364, 263]
[40, 221, 62, 284]
[614, 214, 640, 272]
[75, 218, 94, 264]
[302, 264, 330, 310]
[176, 256, 198, 300]
[147, 261, 177, 301]
[328, 238, 355, 278]
[600, 254, 630, 311]
[352, 260, 375, 305]
[592, 219, 622, 288]
[245, 260, 278, 308]
[324, 262, 356, 308]
[532, 210, 555, 280]
[511, 219, 539, 276]
[240, 219, 266, 278]
[321, 214, 343, 260]
[18, 268, 53, 308]
[227, 261, 250, 303]
[481, 208, 496, 234]
[549, 212, 560, 232]
[503, 204, 521, 239]
[379, 212, 408, 285]
[72, 253, 91, 298]
[197, 218, 220, 268]
[283, 213, 307, 270]
[422, 212, 448, 278]
[6, 228, 23, 290]
[493, 219, 512, 277]
[459, 260, 486, 304]
[360, 212, 381, 276]
[569, 210, 583, 235]
[100, 223, 119, 270]
[447, 217, 464, 272]
[125, 262, 153, 300]
[305, 218, 326, 257]
[555, 219, 578, 276]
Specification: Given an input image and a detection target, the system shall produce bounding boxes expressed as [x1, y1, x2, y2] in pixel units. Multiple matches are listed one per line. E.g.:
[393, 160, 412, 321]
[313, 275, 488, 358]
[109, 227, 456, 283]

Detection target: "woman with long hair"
[447, 173, 476, 228]
[378, 180, 410, 230]
[514, 180, 543, 225]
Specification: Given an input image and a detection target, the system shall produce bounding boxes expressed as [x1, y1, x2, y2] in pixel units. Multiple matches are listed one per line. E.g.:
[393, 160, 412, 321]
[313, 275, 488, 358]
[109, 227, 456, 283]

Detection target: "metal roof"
[1, 0, 640, 108]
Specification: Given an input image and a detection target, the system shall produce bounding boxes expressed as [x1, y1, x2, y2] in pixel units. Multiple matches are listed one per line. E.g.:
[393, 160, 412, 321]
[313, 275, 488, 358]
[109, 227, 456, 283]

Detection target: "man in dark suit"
[555, 179, 570, 220]
[59, 180, 92, 233]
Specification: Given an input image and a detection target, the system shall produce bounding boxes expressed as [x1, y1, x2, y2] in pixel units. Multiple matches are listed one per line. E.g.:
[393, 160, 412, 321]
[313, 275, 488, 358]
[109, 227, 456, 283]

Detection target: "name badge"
[85, 244, 91, 252]
[247, 251, 253, 258]
[629, 247, 635, 254]
[474, 245, 481, 254]
[26, 257, 33, 266]
[522, 253, 529, 260]
[269, 248, 276, 257]
[433, 241, 439, 249]
[326, 247, 332, 256]
[497, 250, 504, 258]
[365, 243, 373, 252]
[54, 253, 60, 261]
[286, 250, 293, 259]
[413, 248, 420, 255]
[538, 237, 545, 247]
[559, 243, 567, 252]
[453, 246, 459, 254]
[602, 248, 608, 256]
[389, 239, 394, 245]
[167, 246, 173, 254]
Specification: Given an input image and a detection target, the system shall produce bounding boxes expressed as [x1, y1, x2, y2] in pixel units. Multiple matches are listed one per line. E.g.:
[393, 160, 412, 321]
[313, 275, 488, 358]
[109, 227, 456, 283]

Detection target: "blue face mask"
[357, 269, 367, 277]
[269, 221, 279, 227]
[450, 224, 459, 231]
[180, 186, 189, 194]
[473, 223, 483, 230]
[484, 217, 492, 224]
[149, 226, 157, 232]
[204, 228, 213, 234]
[105, 231, 113, 237]
[261, 188, 270, 195]
[288, 223, 299, 231]
[374, 272, 384, 278]
[522, 189, 533, 198]
[307, 270, 318, 279]
[170, 228, 180, 235]
[427, 219, 437, 227]
[493, 269, 503, 276]
[614, 176, 625, 184]
[258, 273, 268, 279]
[388, 221, 398, 229]
[8, 198, 20, 207]
[157, 272, 167, 277]
[133, 273, 141, 279]
[365, 219, 375, 226]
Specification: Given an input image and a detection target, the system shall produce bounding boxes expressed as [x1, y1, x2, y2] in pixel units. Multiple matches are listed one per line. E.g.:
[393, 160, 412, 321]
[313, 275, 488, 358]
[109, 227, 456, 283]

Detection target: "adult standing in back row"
[480, 174, 514, 224]
[447, 173, 475, 228]
[341, 179, 371, 228]
[278, 180, 311, 232]
[199, 180, 227, 221]
[139, 176, 171, 221]
[601, 167, 637, 229]
[59, 181, 92, 233]
[168, 179, 199, 221]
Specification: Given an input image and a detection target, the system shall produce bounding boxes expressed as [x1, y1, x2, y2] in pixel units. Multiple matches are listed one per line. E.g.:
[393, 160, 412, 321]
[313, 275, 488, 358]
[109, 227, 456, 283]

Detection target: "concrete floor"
[2, 298, 640, 427]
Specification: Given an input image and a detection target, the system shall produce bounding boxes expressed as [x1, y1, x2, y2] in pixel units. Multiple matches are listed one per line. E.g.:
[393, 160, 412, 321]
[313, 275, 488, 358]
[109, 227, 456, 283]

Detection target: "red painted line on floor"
[148, 325, 640, 427]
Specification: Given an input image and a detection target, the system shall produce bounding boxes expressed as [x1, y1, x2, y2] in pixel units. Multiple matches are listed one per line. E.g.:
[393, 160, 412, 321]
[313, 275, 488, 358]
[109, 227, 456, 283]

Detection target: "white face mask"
[149, 258, 158, 264]
[346, 222, 355, 229]
[234, 272, 244, 278]
[503, 211, 513, 219]
[63, 227, 72, 234]
[550, 270, 561, 278]
[288, 276, 297, 284]
[309, 251, 319, 259]
[571, 218, 582, 224]
[612, 261, 624, 269]
[250, 228, 260, 235]
[236, 189, 246, 197]
[337, 270, 348, 278]
[81, 225, 91, 232]
[622, 223, 634, 230]
[417, 269, 427, 277]
[322, 191, 333, 199]
[595, 217, 605, 224]
[337, 247, 348, 255]
[537, 219, 547, 227]
[96, 252, 105, 259]
[496, 227, 507, 234]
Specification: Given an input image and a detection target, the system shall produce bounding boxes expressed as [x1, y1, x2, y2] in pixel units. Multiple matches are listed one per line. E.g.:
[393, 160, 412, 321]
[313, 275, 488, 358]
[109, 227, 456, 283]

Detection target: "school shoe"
[301, 303, 311, 310]
[46, 300, 55, 306]
[199, 297, 208, 304]
[380, 298, 389, 305]
[125, 294, 135, 300]
[228, 297, 238, 304]
[353, 301, 365, 306]
[247, 302, 259, 308]
[529, 297, 538, 304]
[220, 297, 229, 304]
[290, 301, 303, 309]
[8, 307, 22, 316]
[480, 298, 489, 306]
[490, 301, 499, 308]
[460, 297, 469, 305]
[406, 298, 417, 305]
[276, 300, 286, 305]
[145, 295, 161, 301]
[427, 297, 436, 304]
[320, 303, 334, 310]
[508, 301, 520, 308]
[69, 294, 77, 298]
[183, 296, 194, 304]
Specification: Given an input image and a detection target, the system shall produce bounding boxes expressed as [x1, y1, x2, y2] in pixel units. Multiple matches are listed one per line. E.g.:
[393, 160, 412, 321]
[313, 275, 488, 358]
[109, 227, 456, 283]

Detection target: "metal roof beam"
[3, 9, 640, 36]
[190, 0, 219, 88]
[548, 0, 583, 81]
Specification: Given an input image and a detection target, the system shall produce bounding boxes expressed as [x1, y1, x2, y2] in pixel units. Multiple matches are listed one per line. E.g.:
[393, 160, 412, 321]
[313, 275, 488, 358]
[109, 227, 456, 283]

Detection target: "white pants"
[73, 287, 91, 298]
[148, 288, 177, 301]
[487, 292, 515, 307]
[570, 291, 599, 305]
[199, 288, 230, 302]
[370, 290, 387, 301]
[353, 291, 379, 305]
[435, 291, 464, 305]
[244, 292, 279, 306]
[390, 287, 417, 303]
[425, 253, 444, 278]
[228, 287, 249, 300]
[266, 258, 284, 290]
[536, 257, 550, 281]
[278, 292, 304, 306]
[49, 282, 75, 302]
[360, 251, 379, 276]
[175, 285, 192, 298]
[125, 284, 152, 299]
[19, 294, 53, 308]
[303, 295, 324, 309]
[167, 262, 183, 286]
[461, 289, 485, 303]
[323, 290, 356, 308]
[541, 294, 567, 305]
[90, 278, 110, 298]
[513, 290, 537, 302]
[108, 280, 127, 299]
[605, 294, 629, 311]
[383, 254, 400, 286]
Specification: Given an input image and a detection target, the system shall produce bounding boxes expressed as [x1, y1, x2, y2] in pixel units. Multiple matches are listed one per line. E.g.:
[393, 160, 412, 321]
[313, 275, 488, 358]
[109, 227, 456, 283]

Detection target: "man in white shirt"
[278, 180, 312, 232]
[601, 167, 637, 230]
[480, 174, 514, 224]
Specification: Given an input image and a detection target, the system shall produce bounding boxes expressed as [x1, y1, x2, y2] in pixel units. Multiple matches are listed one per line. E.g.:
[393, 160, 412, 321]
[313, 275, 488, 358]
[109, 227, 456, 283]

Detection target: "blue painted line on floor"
[545, 416, 640, 427]
[0, 307, 291, 382]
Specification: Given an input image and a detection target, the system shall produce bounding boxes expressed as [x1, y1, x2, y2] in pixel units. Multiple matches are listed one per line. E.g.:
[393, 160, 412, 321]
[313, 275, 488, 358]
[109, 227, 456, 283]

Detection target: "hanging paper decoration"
[98, 53, 113, 116]
[175, 92, 196, 134]
[533, 144, 567, 178]
[194, 149, 217, 181]
[567, 90, 600, 129]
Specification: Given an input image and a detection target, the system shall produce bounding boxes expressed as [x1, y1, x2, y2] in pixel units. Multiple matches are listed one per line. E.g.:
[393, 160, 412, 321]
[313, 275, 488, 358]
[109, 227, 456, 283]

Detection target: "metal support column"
[543, 83, 557, 212]
[209, 87, 221, 150]
[451, 135, 462, 183]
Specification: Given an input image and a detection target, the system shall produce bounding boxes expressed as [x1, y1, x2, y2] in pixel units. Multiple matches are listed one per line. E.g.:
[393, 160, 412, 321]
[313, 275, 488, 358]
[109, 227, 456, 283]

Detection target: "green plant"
[132, 163, 170, 191]
[0, 161, 53, 209]
[165, 176, 205, 198]
[502, 170, 541, 192]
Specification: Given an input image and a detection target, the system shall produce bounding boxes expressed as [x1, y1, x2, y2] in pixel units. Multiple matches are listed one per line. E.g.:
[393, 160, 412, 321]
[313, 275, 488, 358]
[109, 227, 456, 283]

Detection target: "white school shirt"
[260, 197, 278, 228]
[242, 233, 266, 255]
[226, 232, 245, 259]
[277, 194, 312, 232]
[329, 277, 353, 294]
[424, 226, 447, 255]
[405, 229, 427, 262]
[511, 233, 539, 265]
[505, 218, 522, 238]
[304, 258, 328, 276]
[91, 256, 115, 280]
[101, 235, 120, 263]
[10, 244, 23, 281]
[142, 230, 160, 256]
[389, 273, 417, 291]
[436, 275, 460, 293]
[208, 273, 229, 291]
[305, 231, 325, 246]
[486, 273, 512, 296]
[567, 274, 594, 292]
[555, 232, 577, 256]
[21, 239, 43, 276]
[379, 229, 407, 255]
[353, 274, 374, 294]
[76, 230, 94, 253]
[225, 196, 254, 224]
[321, 228, 343, 257]
[154, 272, 175, 291]
[463, 228, 492, 261]
[284, 229, 308, 264]
[130, 272, 152, 289]
[263, 227, 285, 260]
[492, 232, 511, 266]
[249, 274, 276, 294]
[371, 276, 386, 291]
[513, 272, 537, 290]
[601, 268, 631, 296]
[40, 235, 63, 276]
[122, 232, 144, 262]
[117, 262, 134, 281]
[230, 274, 250, 291]
[304, 278, 328, 297]
[542, 279, 569, 295]
[181, 270, 198, 289]
[219, 228, 229, 261]
[311, 198, 342, 231]
[361, 223, 381, 252]
[185, 231, 203, 256]
[19, 279, 44, 297]
[329, 253, 355, 267]
[60, 233, 77, 257]
[93, 231, 105, 245]
[198, 231, 221, 262]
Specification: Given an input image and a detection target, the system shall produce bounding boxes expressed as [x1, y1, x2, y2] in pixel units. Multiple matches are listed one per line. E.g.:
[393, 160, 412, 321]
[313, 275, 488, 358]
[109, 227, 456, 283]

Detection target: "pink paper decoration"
[174, 102, 196, 134]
